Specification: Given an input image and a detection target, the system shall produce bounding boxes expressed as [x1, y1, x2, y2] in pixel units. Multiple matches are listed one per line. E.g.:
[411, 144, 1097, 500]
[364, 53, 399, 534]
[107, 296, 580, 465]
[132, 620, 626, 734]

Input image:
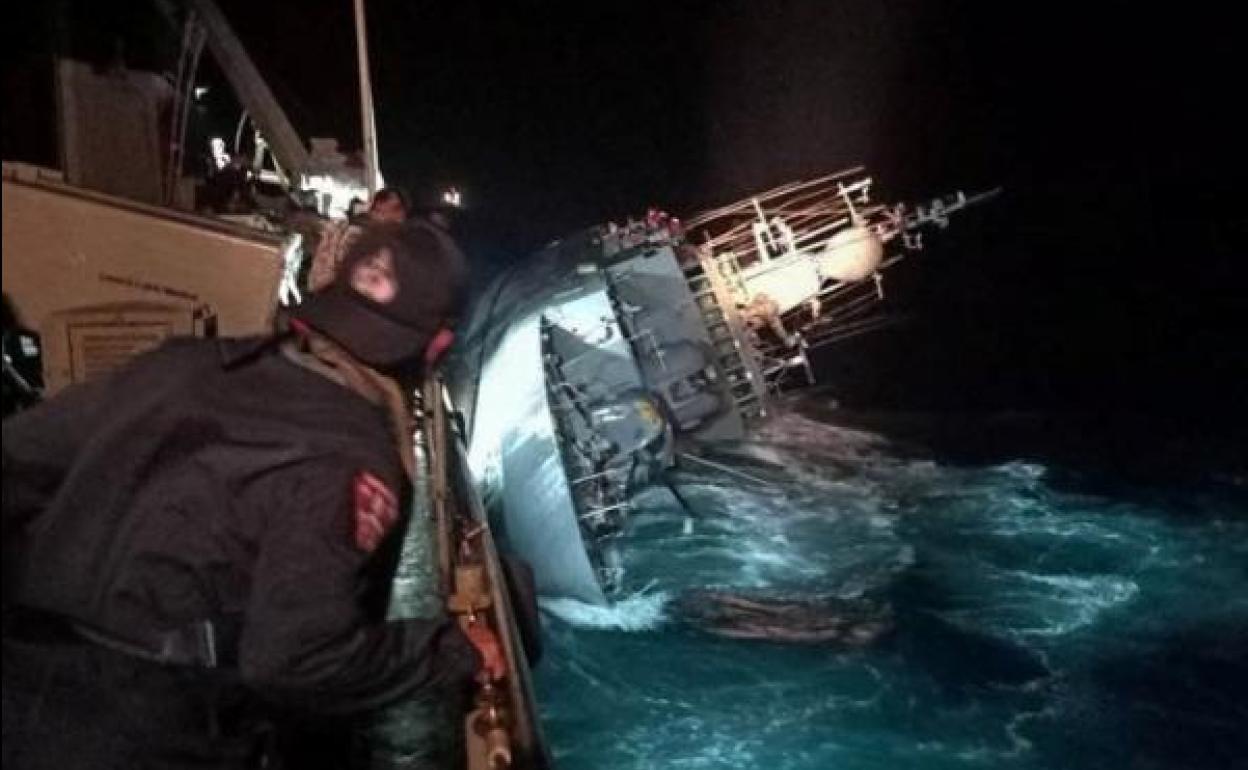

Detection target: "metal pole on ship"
[353, 0, 381, 195]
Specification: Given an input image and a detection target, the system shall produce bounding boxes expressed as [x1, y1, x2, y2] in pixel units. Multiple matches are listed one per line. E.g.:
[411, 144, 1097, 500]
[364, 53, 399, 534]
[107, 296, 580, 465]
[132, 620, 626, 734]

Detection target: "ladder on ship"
[683, 257, 769, 422]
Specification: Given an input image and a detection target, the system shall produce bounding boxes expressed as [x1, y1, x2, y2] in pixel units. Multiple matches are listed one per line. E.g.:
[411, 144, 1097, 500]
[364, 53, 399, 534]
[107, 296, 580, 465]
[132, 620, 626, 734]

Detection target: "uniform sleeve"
[2, 374, 115, 536]
[238, 458, 479, 714]
[2, 340, 199, 536]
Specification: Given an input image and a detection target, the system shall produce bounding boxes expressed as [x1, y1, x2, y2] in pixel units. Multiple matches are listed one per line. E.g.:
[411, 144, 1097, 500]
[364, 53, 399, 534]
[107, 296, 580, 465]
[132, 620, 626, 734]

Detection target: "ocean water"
[531, 400, 1248, 770]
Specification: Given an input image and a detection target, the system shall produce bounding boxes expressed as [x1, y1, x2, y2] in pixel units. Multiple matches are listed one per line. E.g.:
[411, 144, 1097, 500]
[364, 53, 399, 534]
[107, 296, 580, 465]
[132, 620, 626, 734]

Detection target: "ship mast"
[353, 0, 381, 195]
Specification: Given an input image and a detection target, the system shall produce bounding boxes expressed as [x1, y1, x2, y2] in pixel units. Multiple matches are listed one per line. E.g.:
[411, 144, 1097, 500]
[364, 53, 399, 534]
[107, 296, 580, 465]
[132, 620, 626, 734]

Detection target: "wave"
[540, 589, 671, 631]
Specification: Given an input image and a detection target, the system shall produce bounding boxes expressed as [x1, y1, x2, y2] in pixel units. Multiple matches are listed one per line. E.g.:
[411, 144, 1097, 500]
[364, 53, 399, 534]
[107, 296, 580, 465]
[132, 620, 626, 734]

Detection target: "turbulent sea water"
[531, 399, 1248, 770]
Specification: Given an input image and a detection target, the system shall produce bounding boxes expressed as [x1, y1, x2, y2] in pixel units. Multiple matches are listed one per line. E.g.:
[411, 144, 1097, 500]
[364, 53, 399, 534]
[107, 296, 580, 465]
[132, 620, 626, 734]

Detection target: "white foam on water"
[1009, 572, 1141, 637]
[659, 480, 865, 587]
[993, 460, 1048, 482]
[540, 589, 671, 631]
[753, 410, 891, 452]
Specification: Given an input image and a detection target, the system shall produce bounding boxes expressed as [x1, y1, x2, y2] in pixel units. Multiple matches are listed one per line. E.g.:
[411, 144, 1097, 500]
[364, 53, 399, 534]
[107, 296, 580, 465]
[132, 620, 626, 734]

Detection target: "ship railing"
[540, 325, 636, 593]
[692, 174, 874, 252]
[418, 377, 552, 770]
[684, 166, 866, 230]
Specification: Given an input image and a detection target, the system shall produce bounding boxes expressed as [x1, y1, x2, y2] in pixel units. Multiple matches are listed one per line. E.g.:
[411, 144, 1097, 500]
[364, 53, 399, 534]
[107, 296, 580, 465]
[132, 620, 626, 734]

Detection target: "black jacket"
[2, 336, 476, 714]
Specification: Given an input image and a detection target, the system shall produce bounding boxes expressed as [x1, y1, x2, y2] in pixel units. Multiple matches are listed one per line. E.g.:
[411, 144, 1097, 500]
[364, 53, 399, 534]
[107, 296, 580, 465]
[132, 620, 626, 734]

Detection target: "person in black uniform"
[1, 222, 502, 768]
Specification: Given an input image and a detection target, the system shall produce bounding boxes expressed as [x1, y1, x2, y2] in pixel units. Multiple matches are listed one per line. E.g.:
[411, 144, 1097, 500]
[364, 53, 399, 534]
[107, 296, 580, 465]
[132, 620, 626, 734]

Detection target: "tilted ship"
[446, 171, 995, 606]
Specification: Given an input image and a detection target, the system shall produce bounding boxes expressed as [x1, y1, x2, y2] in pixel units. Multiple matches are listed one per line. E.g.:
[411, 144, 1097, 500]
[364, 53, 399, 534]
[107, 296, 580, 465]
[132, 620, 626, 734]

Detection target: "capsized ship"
[447, 170, 996, 606]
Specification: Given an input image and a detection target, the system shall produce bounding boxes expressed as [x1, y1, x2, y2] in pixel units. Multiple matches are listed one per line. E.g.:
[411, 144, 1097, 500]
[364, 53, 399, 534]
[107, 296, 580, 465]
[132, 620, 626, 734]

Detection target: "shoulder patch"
[352, 471, 399, 553]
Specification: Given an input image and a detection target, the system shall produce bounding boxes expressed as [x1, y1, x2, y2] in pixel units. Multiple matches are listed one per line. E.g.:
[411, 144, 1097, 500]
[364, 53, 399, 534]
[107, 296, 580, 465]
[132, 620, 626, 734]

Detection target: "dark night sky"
[4, 1, 1244, 426]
